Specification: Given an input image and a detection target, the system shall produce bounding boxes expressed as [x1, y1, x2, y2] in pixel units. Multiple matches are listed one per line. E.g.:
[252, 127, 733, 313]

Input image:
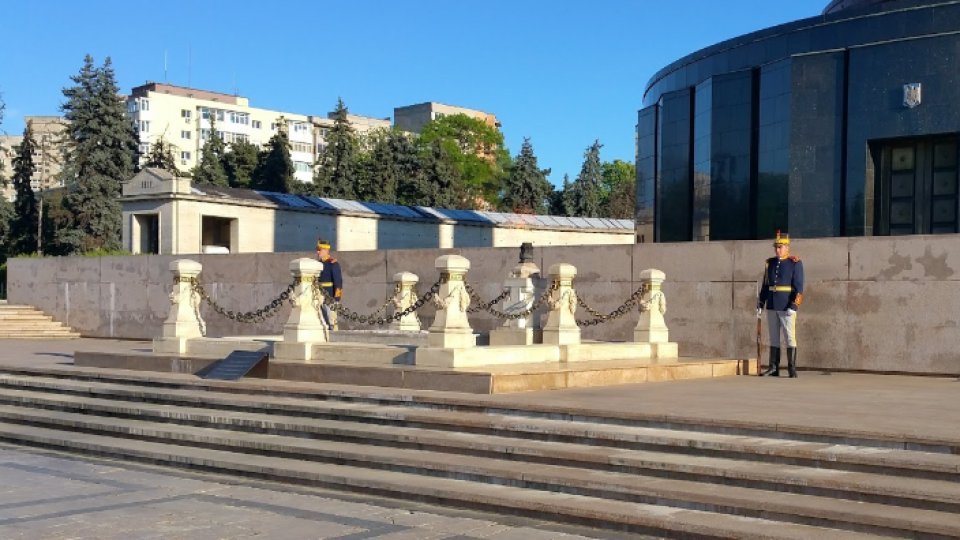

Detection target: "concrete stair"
[0, 305, 80, 338]
[0, 369, 957, 538]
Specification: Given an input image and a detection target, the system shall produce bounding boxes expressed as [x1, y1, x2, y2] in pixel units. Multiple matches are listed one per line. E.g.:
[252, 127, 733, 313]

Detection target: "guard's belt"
[768, 286, 793, 292]
[319, 282, 334, 286]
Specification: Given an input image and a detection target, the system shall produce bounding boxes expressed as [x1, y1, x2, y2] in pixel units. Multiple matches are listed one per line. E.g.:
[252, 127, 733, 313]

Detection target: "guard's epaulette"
[789, 255, 800, 262]
[328, 257, 337, 264]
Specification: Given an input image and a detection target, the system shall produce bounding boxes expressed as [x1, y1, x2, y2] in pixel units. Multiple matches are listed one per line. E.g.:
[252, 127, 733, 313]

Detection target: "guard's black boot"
[761, 347, 780, 376]
[787, 347, 798, 378]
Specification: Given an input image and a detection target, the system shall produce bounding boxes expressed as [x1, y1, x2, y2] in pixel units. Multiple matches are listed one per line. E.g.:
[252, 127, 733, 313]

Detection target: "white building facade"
[127, 83, 390, 183]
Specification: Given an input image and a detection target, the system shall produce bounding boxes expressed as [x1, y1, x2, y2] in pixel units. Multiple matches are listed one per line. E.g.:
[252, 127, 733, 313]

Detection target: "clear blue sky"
[0, 0, 825, 186]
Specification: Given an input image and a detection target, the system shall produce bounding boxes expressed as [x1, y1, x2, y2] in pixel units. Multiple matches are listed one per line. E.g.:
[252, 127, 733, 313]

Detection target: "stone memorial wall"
[8, 235, 960, 375]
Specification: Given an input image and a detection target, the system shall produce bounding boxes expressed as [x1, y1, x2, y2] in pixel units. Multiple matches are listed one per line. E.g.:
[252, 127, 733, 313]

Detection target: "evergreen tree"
[313, 98, 359, 199]
[419, 139, 466, 208]
[9, 122, 39, 256]
[252, 117, 295, 193]
[192, 114, 228, 186]
[502, 138, 552, 214]
[569, 140, 604, 217]
[362, 128, 422, 204]
[223, 138, 259, 188]
[558, 174, 576, 216]
[143, 136, 180, 175]
[59, 56, 138, 253]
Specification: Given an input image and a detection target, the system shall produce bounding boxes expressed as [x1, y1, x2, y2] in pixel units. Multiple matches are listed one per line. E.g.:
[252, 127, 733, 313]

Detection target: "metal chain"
[463, 283, 511, 313]
[315, 279, 441, 326]
[188, 277, 296, 324]
[575, 282, 650, 327]
[462, 279, 559, 320]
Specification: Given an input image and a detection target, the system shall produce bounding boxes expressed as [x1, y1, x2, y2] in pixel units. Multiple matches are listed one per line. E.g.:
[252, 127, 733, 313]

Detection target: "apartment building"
[127, 83, 390, 183]
[0, 116, 66, 200]
[393, 102, 500, 134]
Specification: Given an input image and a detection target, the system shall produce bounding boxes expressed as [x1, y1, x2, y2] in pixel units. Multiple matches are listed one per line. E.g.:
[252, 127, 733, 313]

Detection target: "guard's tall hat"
[773, 230, 790, 246]
[316, 239, 331, 250]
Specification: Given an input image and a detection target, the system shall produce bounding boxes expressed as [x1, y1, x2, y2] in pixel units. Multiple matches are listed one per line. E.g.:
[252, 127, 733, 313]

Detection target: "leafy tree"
[58, 55, 138, 253]
[252, 117, 295, 193]
[223, 138, 259, 188]
[0, 92, 6, 187]
[418, 114, 509, 208]
[313, 98, 360, 199]
[192, 114, 228, 186]
[9, 122, 39, 256]
[601, 159, 637, 219]
[0, 197, 13, 262]
[143, 136, 180, 175]
[502, 138, 552, 214]
[568, 140, 604, 217]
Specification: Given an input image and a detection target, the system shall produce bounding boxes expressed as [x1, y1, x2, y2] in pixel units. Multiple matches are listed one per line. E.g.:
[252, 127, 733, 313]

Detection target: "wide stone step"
[0, 421, 885, 539]
[2, 403, 959, 536]
[5, 365, 956, 455]
[0, 374, 957, 482]
[3, 401, 957, 512]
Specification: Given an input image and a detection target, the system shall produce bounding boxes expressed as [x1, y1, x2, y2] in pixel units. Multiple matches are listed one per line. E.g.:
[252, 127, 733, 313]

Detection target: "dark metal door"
[877, 137, 958, 235]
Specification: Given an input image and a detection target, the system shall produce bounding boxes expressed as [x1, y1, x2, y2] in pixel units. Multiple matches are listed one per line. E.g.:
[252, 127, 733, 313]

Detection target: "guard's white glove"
[756, 307, 763, 318]
[787, 308, 797, 316]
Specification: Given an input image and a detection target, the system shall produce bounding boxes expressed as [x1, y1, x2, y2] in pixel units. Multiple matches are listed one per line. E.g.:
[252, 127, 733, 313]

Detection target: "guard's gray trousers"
[766, 309, 798, 347]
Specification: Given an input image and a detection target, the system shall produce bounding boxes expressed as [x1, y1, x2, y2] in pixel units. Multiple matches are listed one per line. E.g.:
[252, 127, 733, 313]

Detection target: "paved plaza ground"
[0, 338, 958, 538]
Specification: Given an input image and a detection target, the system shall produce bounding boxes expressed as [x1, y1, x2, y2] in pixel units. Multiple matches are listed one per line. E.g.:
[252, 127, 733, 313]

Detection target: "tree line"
[0, 55, 636, 262]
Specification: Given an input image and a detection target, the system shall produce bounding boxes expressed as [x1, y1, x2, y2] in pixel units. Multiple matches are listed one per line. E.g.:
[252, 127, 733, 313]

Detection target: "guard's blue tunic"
[318, 256, 343, 300]
[758, 256, 804, 312]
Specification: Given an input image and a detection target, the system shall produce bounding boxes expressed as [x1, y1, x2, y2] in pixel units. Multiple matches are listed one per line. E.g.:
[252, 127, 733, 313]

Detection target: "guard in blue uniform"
[756, 231, 804, 377]
[315, 239, 343, 330]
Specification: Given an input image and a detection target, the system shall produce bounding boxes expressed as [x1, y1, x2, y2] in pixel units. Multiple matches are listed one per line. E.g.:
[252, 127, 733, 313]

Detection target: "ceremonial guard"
[756, 231, 804, 377]
[315, 239, 343, 331]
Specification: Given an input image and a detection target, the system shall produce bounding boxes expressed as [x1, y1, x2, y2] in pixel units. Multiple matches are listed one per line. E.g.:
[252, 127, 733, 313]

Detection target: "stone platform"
[74, 350, 745, 394]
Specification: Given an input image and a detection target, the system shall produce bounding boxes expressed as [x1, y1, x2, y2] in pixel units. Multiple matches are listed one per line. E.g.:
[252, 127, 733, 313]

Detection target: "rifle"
[755, 280, 762, 376]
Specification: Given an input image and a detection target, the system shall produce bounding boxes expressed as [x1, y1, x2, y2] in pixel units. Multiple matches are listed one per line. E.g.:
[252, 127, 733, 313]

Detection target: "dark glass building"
[636, 0, 960, 242]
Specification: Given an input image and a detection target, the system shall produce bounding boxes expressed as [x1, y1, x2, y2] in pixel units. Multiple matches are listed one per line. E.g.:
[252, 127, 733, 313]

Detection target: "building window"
[181, 151, 191, 160]
[140, 99, 149, 111]
[291, 122, 309, 133]
[293, 161, 312, 173]
[181, 109, 192, 119]
[139, 142, 150, 155]
[229, 112, 249, 125]
[291, 142, 312, 153]
[181, 130, 191, 140]
[139, 120, 150, 132]
[252, 120, 262, 129]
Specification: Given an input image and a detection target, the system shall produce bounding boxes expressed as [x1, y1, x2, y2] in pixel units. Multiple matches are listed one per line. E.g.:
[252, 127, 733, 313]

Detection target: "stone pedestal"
[390, 271, 421, 332]
[274, 258, 326, 362]
[426, 255, 475, 349]
[154, 259, 204, 355]
[489, 261, 540, 346]
[542, 263, 581, 345]
[634, 268, 678, 358]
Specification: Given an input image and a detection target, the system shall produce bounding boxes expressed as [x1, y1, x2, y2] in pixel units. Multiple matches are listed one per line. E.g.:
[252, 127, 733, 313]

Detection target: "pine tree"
[558, 174, 576, 216]
[223, 138, 259, 188]
[59, 56, 138, 253]
[363, 128, 421, 204]
[313, 98, 359, 199]
[9, 122, 39, 256]
[143, 136, 180, 175]
[569, 140, 604, 217]
[192, 114, 228, 186]
[252, 118, 295, 193]
[502, 138, 552, 214]
[419, 139, 466, 208]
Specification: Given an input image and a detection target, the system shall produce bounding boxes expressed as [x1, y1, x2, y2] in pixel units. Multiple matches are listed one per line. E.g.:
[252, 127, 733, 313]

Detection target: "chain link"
[315, 279, 441, 326]
[575, 282, 650, 327]
[463, 283, 511, 313]
[462, 279, 559, 320]
[188, 277, 296, 324]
